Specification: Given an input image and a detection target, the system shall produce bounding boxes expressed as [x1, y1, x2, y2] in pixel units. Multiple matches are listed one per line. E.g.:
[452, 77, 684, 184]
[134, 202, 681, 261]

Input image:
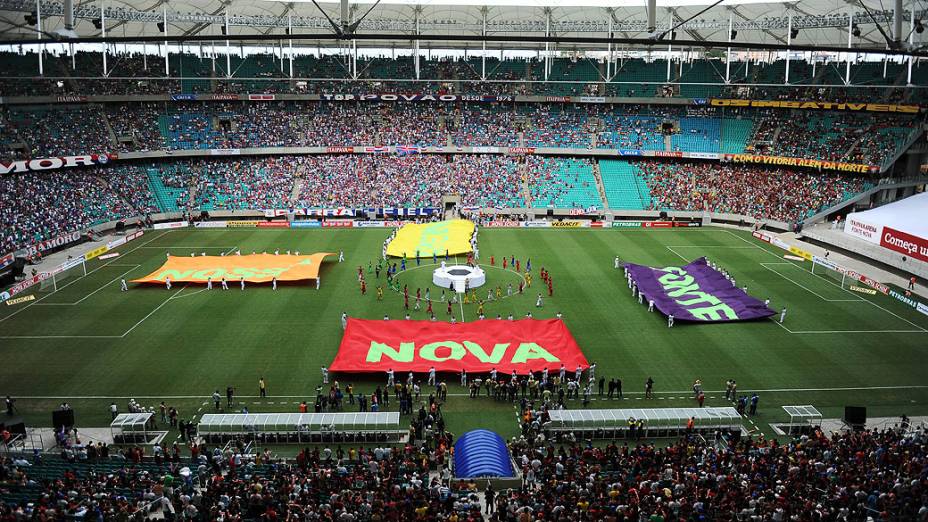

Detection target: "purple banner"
[626, 257, 775, 322]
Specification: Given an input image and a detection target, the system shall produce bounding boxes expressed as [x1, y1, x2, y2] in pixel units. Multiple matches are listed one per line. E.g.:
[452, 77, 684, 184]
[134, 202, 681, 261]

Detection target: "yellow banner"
[386, 219, 475, 259]
[709, 98, 921, 114]
[226, 221, 259, 228]
[849, 285, 878, 295]
[722, 153, 875, 173]
[788, 246, 813, 261]
[131, 253, 333, 283]
[5, 295, 35, 306]
[84, 245, 110, 261]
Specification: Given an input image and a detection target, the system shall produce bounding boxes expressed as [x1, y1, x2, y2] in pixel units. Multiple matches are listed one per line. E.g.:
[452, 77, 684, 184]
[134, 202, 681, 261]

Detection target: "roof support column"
[288, 14, 293, 78]
[893, 0, 903, 47]
[225, 11, 231, 79]
[646, 0, 656, 35]
[544, 9, 551, 82]
[163, 7, 169, 77]
[784, 12, 792, 84]
[101, 1, 107, 76]
[908, 7, 914, 84]
[481, 8, 487, 81]
[35, 0, 43, 75]
[846, 12, 853, 85]
[414, 9, 420, 81]
[607, 13, 613, 80]
[725, 14, 732, 83]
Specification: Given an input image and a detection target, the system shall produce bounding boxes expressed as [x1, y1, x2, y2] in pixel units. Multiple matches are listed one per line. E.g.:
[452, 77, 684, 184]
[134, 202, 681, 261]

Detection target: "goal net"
[38, 257, 87, 293]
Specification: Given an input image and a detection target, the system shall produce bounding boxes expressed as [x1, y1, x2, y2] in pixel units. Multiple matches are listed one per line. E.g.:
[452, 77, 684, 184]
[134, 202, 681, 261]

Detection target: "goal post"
[809, 256, 847, 289]
[38, 256, 87, 293]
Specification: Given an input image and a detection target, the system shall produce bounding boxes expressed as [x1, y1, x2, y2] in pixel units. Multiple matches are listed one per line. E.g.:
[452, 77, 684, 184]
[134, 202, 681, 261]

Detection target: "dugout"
[545, 407, 742, 439]
[110, 412, 166, 445]
[196, 412, 404, 444]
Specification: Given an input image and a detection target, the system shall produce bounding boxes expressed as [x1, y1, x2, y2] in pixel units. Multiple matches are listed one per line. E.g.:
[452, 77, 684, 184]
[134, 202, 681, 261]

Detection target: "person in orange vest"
[686, 416, 695, 432]
[298, 401, 308, 413]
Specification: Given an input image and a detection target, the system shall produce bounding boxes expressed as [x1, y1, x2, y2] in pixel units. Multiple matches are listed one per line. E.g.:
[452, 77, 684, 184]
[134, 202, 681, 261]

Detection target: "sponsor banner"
[709, 98, 921, 114]
[3, 274, 48, 300]
[643, 221, 673, 228]
[257, 221, 290, 228]
[626, 257, 776, 322]
[1, 153, 116, 175]
[320, 94, 506, 103]
[654, 151, 684, 158]
[127, 230, 144, 242]
[291, 221, 322, 228]
[784, 255, 806, 261]
[83, 245, 110, 261]
[57, 95, 88, 103]
[387, 219, 473, 258]
[171, 94, 196, 101]
[209, 94, 239, 101]
[618, 149, 643, 156]
[325, 146, 354, 153]
[918, 302, 928, 317]
[688, 152, 720, 160]
[0, 252, 14, 270]
[132, 253, 333, 284]
[752, 230, 773, 243]
[836, 267, 889, 294]
[551, 220, 586, 228]
[364, 146, 390, 154]
[356, 221, 386, 228]
[787, 246, 813, 261]
[153, 220, 189, 230]
[849, 285, 878, 295]
[472, 146, 499, 153]
[692, 98, 708, 105]
[330, 318, 589, 374]
[322, 220, 354, 228]
[721, 153, 876, 173]
[248, 94, 276, 101]
[544, 96, 571, 103]
[590, 222, 604, 228]
[483, 220, 521, 228]
[209, 149, 241, 156]
[578, 96, 606, 103]
[226, 221, 259, 228]
[98, 252, 120, 260]
[194, 221, 228, 229]
[843, 216, 883, 244]
[507, 147, 536, 155]
[568, 209, 585, 216]
[522, 221, 551, 228]
[23, 231, 83, 257]
[674, 222, 703, 227]
[382, 208, 438, 217]
[5, 295, 35, 306]
[612, 221, 643, 228]
[879, 226, 928, 263]
[812, 256, 840, 272]
[383, 220, 409, 227]
[106, 237, 126, 250]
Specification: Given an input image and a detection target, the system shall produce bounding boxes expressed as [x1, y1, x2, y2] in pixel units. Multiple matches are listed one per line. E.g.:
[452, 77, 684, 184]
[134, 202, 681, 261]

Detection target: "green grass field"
[2, 227, 927, 444]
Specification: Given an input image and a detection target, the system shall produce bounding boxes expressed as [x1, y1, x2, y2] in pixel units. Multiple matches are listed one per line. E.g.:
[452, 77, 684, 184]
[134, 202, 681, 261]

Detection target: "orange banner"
[132, 253, 333, 284]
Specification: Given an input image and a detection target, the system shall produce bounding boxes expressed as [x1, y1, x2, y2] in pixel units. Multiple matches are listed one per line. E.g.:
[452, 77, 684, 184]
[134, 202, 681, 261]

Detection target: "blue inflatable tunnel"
[453, 429, 514, 479]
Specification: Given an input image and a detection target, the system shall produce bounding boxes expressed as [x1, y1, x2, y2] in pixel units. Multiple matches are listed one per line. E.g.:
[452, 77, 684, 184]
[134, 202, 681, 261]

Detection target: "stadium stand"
[527, 157, 603, 209]
[598, 160, 652, 210]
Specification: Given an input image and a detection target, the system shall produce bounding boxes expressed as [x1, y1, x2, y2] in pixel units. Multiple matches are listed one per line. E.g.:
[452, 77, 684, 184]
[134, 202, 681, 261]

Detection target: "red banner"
[880, 226, 928, 263]
[330, 318, 589, 374]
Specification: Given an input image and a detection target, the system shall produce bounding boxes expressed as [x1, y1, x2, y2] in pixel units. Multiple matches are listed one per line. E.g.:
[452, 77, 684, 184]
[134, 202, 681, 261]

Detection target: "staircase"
[101, 110, 120, 149]
[290, 178, 303, 205]
[663, 134, 673, 152]
[591, 162, 608, 208]
[520, 163, 532, 207]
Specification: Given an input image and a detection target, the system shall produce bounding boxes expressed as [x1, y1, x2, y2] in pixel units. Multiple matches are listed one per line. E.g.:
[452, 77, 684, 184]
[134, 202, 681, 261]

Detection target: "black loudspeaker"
[659, 211, 668, 220]
[0, 417, 26, 435]
[12, 258, 26, 277]
[114, 221, 125, 233]
[844, 406, 866, 428]
[546, 209, 554, 217]
[52, 408, 75, 430]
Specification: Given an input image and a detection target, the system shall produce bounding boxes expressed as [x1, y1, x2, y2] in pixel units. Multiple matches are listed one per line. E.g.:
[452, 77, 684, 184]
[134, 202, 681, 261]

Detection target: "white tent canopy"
[844, 192, 928, 262]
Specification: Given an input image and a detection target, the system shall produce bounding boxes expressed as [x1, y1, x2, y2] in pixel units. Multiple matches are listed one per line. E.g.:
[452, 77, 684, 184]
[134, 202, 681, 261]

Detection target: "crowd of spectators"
[0, 166, 154, 256]
[501, 426, 927, 520]
[641, 160, 870, 223]
[2, 423, 924, 520]
[2, 100, 918, 167]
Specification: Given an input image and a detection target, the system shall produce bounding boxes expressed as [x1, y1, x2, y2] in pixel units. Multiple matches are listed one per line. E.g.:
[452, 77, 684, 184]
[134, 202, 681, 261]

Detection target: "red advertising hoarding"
[330, 318, 589, 374]
[880, 226, 928, 263]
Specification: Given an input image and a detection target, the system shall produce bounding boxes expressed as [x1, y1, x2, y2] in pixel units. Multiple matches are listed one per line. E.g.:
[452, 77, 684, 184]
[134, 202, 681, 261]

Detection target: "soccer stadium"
[1, 0, 928, 517]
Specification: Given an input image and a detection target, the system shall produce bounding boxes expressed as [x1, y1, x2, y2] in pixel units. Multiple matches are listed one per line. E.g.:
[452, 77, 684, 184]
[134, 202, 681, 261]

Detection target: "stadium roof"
[0, 0, 924, 54]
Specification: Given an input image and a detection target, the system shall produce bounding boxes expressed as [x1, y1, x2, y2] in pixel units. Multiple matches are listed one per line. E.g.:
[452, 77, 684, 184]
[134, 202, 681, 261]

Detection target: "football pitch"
[2, 226, 927, 442]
